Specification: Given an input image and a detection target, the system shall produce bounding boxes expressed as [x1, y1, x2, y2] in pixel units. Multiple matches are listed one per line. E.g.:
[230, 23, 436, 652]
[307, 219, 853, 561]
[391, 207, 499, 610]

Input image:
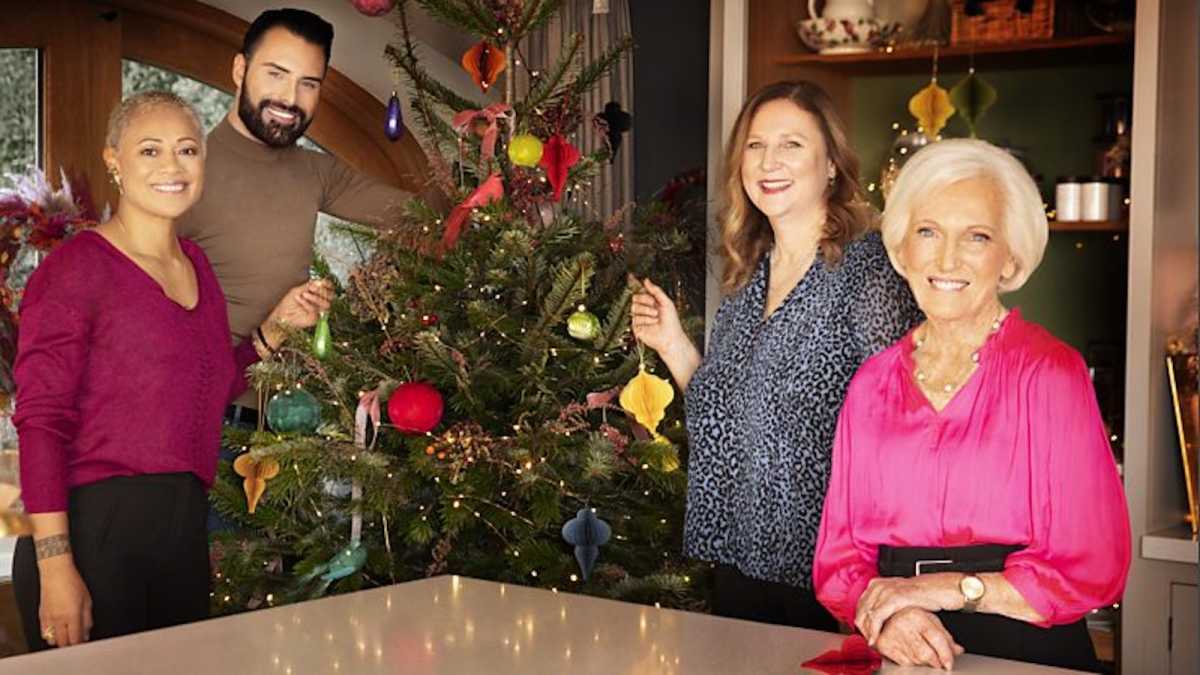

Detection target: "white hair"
[879, 138, 1048, 293]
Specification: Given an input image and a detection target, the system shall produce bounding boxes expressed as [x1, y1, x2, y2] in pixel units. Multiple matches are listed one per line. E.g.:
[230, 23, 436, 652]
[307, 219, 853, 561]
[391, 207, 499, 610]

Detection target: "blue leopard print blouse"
[683, 232, 921, 589]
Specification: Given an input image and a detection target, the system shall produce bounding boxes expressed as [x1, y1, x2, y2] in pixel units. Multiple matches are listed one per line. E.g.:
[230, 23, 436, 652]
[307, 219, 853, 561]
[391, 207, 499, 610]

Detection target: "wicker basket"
[950, 0, 1055, 44]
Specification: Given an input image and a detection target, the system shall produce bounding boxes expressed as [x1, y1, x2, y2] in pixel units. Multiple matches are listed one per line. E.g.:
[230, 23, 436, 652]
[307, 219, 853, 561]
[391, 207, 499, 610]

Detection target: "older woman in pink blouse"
[813, 139, 1130, 672]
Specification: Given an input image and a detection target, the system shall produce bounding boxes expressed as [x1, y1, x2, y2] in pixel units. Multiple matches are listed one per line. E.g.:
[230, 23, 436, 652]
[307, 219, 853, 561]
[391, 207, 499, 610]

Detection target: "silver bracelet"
[34, 534, 71, 561]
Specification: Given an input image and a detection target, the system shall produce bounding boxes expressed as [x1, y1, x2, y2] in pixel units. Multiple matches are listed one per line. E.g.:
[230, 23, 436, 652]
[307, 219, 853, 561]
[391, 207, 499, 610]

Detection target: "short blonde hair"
[105, 90, 203, 149]
[879, 138, 1048, 293]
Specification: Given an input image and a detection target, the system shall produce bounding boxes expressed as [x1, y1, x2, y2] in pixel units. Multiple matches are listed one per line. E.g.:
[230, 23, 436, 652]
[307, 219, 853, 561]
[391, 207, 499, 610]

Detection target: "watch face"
[961, 575, 985, 600]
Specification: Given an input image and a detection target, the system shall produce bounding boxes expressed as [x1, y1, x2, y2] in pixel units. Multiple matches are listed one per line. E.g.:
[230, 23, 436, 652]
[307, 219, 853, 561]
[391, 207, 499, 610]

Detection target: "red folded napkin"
[801, 635, 883, 675]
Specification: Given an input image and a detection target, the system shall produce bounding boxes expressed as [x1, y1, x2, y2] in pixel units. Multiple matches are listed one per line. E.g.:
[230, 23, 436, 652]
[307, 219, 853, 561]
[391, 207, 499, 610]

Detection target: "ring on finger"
[41, 625, 55, 642]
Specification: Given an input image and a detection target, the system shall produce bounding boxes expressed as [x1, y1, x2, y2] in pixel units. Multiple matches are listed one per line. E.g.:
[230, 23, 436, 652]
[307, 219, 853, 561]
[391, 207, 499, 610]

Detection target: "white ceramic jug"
[808, 0, 875, 21]
[875, 0, 929, 36]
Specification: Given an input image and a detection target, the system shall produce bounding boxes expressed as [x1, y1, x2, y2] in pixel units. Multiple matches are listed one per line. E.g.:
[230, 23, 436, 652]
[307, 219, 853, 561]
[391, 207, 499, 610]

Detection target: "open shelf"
[776, 33, 1134, 74]
[1050, 219, 1129, 232]
[1142, 524, 1198, 565]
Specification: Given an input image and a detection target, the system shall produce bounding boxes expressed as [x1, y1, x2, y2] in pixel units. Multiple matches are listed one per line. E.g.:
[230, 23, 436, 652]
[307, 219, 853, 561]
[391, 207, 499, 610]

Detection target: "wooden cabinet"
[1170, 583, 1197, 674]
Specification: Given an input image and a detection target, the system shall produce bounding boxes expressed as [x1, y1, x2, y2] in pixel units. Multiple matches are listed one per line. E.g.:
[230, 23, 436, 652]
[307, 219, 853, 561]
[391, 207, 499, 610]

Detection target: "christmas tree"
[209, 0, 706, 615]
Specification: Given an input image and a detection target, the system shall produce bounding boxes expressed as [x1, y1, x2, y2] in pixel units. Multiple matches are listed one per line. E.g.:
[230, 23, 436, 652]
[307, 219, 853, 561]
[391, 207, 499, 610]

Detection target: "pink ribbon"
[349, 388, 386, 548]
[355, 388, 383, 450]
[442, 173, 505, 251]
[451, 103, 512, 163]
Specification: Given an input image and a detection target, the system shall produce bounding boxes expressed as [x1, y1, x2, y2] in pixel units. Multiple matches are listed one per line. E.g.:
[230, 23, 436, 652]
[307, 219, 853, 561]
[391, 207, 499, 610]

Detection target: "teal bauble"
[266, 388, 321, 434]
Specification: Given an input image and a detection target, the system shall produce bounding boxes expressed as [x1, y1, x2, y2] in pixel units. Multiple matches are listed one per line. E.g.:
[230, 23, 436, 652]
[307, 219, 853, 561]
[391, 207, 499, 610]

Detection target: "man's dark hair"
[242, 9, 334, 65]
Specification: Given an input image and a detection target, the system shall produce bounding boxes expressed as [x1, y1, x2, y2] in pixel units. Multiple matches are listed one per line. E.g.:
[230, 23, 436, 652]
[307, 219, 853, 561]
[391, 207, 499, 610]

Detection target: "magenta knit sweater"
[14, 230, 258, 512]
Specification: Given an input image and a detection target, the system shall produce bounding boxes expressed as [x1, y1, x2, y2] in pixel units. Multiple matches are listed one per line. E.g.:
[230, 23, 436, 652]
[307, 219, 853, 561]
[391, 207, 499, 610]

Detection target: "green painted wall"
[852, 63, 1133, 355]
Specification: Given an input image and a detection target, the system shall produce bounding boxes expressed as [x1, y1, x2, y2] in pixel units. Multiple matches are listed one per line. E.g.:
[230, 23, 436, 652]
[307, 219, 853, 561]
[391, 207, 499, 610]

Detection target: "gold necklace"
[913, 311, 1005, 395]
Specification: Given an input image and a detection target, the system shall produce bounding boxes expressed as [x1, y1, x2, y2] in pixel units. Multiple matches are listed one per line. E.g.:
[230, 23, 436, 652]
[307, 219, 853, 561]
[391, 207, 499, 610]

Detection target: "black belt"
[875, 543, 1100, 672]
[877, 543, 1024, 577]
[223, 405, 260, 427]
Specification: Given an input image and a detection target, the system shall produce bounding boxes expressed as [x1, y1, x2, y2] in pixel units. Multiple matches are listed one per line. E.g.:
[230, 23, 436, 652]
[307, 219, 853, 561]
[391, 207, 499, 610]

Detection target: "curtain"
[513, 0, 635, 218]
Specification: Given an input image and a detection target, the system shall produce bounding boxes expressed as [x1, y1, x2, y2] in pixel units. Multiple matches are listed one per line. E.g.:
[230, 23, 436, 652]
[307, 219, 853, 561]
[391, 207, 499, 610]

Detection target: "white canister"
[1081, 177, 1119, 222]
[1055, 177, 1083, 222]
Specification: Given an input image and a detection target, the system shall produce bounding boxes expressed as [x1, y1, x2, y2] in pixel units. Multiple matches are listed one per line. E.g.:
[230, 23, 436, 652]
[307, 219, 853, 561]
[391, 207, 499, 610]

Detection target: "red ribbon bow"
[452, 103, 512, 164]
[441, 173, 505, 252]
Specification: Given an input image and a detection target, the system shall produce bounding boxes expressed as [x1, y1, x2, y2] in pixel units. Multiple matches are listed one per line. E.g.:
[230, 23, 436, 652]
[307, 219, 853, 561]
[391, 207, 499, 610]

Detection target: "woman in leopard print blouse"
[632, 81, 920, 629]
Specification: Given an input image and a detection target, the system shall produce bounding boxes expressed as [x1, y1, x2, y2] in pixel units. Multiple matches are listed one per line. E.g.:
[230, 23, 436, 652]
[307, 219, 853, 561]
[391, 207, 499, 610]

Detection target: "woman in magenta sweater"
[813, 140, 1129, 671]
[13, 91, 332, 650]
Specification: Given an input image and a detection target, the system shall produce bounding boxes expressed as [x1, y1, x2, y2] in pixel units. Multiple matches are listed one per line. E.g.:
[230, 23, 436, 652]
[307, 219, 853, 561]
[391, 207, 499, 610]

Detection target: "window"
[0, 49, 39, 186]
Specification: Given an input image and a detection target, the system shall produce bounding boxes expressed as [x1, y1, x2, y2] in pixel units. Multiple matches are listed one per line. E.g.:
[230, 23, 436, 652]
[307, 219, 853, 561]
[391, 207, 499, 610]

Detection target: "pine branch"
[414, 0, 499, 37]
[535, 253, 594, 332]
[413, 331, 474, 402]
[593, 284, 632, 352]
[385, 44, 482, 113]
[518, 0, 565, 37]
[568, 35, 634, 97]
[515, 33, 583, 119]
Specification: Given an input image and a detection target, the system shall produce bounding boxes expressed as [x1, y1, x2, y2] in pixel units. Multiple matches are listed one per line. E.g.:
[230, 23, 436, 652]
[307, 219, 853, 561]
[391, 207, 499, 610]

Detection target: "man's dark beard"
[237, 88, 310, 148]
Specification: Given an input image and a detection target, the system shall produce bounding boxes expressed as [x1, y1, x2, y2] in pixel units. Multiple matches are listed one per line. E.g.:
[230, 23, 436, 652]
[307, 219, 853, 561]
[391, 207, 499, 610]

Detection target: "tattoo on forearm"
[34, 534, 71, 561]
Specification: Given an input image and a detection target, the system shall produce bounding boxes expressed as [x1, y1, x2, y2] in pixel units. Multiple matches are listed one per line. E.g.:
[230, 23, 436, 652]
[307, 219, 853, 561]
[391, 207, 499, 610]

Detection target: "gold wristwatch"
[959, 574, 985, 613]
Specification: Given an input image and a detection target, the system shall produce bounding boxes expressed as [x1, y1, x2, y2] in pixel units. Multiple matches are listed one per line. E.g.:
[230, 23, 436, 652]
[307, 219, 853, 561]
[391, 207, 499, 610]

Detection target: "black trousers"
[938, 612, 1101, 673]
[15, 473, 211, 652]
[711, 564, 840, 632]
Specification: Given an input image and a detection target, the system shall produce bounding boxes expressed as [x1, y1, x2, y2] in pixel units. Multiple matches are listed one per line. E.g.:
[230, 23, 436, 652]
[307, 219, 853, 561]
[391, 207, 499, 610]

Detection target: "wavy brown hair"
[717, 81, 870, 295]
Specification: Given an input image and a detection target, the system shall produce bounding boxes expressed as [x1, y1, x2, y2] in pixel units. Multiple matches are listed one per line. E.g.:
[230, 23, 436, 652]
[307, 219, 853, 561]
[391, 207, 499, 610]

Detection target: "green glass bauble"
[312, 312, 332, 360]
[266, 388, 321, 434]
[567, 308, 600, 341]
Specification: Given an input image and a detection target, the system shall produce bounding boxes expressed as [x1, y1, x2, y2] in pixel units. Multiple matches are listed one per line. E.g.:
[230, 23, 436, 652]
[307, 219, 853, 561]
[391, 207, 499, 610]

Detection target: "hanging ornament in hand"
[350, 0, 395, 16]
[233, 453, 280, 514]
[567, 305, 600, 341]
[620, 355, 674, 441]
[593, 101, 632, 164]
[507, 134, 544, 167]
[539, 134, 581, 202]
[949, 68, 997, 138]
[266, 388, 322, 434]
[311, 312, 332, 360]
[387, 381, 444, 434]
[561, 508, 611, 581]
[462, 41, 507, 94]
[384, 91, 405, 141]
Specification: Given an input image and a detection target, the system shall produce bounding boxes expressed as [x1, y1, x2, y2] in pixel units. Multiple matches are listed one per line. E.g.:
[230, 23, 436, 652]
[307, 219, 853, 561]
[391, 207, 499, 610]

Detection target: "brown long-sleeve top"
[178, 118, 411, 407]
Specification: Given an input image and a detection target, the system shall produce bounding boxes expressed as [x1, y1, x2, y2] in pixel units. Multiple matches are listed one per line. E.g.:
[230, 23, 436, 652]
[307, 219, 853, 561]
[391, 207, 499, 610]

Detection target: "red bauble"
[351, 0, 395, 16]
[387, 382, 444, 434]
[420, 313, 439, 327]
